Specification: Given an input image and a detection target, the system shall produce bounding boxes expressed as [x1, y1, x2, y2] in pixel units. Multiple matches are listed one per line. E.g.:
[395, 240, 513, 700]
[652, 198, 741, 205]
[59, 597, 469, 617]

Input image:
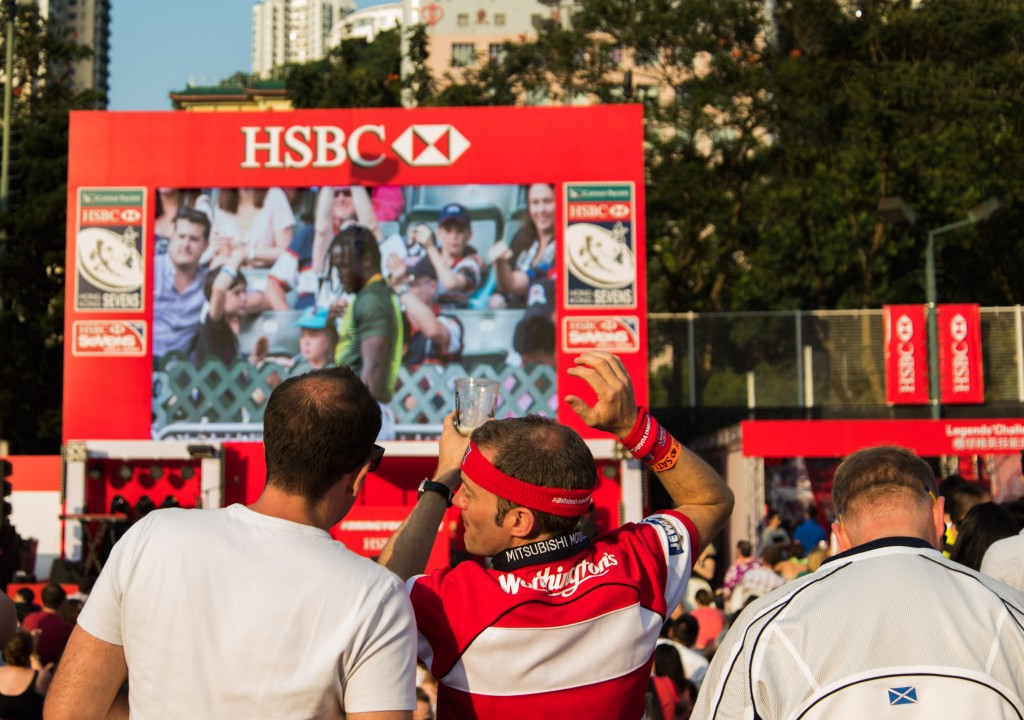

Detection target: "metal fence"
[649, 306, 1024, 411]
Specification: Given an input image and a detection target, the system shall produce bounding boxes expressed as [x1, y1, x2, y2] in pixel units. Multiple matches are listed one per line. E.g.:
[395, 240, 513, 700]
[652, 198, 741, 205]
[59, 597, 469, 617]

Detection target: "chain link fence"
[650, 306, 1024, 411]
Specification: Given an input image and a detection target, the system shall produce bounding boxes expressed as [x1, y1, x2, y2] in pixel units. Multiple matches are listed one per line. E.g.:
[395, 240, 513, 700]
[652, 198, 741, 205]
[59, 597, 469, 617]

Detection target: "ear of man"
[506, 506, 540, 540]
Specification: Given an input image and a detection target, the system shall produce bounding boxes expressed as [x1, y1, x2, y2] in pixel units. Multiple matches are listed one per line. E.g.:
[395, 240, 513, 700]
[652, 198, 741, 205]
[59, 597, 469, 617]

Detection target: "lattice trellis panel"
[153, 358, 557, 434]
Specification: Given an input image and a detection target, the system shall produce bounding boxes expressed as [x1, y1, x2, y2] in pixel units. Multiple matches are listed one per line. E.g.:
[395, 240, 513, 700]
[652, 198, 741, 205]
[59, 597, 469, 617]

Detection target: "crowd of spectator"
[0, 583, 88, 719]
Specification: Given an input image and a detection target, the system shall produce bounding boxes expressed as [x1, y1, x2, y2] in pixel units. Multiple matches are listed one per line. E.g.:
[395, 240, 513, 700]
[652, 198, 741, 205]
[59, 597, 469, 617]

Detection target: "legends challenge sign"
[63, 107, 648, 443]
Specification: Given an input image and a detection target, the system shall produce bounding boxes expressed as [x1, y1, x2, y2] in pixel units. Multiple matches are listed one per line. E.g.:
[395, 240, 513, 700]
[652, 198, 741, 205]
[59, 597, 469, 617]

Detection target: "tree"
[0, 6, 102, 453]
[286, 28, 405, 109]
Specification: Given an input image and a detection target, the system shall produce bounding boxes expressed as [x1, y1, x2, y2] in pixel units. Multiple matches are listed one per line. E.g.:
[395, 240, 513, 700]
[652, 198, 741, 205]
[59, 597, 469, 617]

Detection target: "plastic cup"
[454, 378, 500, 437]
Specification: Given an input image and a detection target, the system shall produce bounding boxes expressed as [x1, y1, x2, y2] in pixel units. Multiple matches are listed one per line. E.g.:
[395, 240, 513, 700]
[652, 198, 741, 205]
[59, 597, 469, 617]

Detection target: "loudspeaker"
[49, 559, 86, 585]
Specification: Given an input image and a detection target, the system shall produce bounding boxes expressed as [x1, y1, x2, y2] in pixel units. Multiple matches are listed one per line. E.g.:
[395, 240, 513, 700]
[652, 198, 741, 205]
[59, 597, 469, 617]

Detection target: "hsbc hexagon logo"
[896, 315, 914, 343]
[392, 125, 470, 167]
[950, 314, 968, 342]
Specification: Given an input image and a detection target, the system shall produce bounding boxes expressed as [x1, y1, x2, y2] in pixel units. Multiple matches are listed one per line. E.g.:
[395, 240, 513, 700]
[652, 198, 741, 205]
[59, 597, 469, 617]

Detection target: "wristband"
[621, 407, 682, 472]
[220, 266, 237, 280]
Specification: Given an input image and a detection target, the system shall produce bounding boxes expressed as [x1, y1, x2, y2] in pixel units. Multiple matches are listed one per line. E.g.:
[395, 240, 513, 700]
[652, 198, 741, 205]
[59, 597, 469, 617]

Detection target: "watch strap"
[418, 479, 453, 507]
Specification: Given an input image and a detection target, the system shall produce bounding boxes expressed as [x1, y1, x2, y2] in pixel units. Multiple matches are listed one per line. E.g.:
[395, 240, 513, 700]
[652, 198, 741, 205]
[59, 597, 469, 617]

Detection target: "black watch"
[418, 479, 454, 507]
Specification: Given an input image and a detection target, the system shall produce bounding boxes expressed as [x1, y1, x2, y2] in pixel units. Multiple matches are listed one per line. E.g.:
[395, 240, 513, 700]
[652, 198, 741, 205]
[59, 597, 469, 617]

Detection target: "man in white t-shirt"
[696, 445, 1024, 719]
[46, 366, 417, 720]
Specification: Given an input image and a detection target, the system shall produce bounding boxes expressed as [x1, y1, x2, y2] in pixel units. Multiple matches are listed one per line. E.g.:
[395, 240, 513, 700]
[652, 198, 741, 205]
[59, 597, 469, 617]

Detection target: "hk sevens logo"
[392, 125, 470, 167]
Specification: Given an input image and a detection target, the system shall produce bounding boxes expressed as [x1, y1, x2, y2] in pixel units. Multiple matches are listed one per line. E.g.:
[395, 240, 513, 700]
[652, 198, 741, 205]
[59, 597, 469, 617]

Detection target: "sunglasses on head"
[365, 444, 385, 473]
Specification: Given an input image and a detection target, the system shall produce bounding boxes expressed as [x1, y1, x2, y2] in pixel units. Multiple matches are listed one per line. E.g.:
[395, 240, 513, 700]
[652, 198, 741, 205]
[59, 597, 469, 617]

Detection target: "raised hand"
[565, 352, 638, 440]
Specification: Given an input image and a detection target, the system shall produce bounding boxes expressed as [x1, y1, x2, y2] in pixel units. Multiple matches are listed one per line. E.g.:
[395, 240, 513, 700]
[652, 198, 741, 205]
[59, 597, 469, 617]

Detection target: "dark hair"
[694, 588, 714, 606]
[3, 631, 33, 668]
[760, 543, 787, 566]
[949, 502, 1021, 571]
[512, 315, 555, 359]
[333, 223, 380, 266]
[218, 188, 268, 214]
[263, 365, 381, 501]
[174, 207, 212, 241]
[947, 483, 990, 526]
[1002, 498, 1024, 528]
[471, 415, 596, 535]
[832, 446, 937, 518]
[789, 540, 805, 559]
[59, 598, 84, 625]
[673, 613, 699, 647]
[41, 583, 66, 610]
[654, 643, 687, 691]
[736, 540, 753, 558]
[14, 588, 34, 603]
[940, 474, 967, 501]
[203, 266, 247, 301]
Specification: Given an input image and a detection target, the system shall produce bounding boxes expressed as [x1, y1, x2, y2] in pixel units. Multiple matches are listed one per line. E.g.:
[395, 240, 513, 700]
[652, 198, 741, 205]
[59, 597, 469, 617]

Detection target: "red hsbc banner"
[883, 305, 929, 405]
[742, 419, 1024, 457]
[938, 304, 984, 404]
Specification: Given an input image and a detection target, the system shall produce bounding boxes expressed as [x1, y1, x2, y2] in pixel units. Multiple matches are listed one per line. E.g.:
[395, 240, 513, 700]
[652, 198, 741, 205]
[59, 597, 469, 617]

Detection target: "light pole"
[1, 0, 14, 212]
[879, 196, 1008, 419]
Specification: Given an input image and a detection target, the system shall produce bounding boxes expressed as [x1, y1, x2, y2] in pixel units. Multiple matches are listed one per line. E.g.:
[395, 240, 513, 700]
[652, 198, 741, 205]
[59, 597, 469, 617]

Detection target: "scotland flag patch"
[888, 687, 917, 705]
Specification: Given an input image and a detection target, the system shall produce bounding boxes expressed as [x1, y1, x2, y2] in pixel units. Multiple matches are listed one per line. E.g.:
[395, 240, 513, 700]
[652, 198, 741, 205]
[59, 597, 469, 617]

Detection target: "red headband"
[461, 441, 593, 517]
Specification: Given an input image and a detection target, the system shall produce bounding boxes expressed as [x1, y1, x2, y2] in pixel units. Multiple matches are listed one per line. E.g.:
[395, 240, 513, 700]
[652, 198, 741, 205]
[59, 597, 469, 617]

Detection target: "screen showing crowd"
[150, 183, 559, 441]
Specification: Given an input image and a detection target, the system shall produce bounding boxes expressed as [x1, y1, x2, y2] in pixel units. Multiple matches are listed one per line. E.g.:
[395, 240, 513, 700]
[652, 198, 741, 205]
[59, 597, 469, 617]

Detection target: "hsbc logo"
[950, 314, 968, 342]
[240, 123, 470, 170]
[392, 125, 470, 167]
[895, 315, 914, 342]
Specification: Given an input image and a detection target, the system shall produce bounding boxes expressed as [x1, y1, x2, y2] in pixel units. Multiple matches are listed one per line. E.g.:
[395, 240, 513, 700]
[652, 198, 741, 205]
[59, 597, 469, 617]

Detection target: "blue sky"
[108, 0, 389, 111]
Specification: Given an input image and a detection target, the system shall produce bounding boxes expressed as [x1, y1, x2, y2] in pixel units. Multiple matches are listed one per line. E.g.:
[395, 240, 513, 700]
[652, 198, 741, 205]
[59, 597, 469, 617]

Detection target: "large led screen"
[64, 106, 648, 442]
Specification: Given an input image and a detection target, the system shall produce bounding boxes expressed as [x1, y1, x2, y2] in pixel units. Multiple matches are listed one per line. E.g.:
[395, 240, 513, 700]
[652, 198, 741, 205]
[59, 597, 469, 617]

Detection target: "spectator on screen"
[152, 208, 211, 362]
[387, 255, 463, 368]
[288, 307, 337, 377]
[489, 183, 556, 308]
[208, 188, 294, 268]
[406, 204, 485, 309]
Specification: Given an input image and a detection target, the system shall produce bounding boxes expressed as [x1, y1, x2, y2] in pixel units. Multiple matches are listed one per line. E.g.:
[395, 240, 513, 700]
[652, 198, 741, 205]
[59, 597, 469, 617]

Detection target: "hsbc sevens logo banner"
[74, 187, 147, 312]
[884, 305, 930, 405]
[938, 304, 984, 404]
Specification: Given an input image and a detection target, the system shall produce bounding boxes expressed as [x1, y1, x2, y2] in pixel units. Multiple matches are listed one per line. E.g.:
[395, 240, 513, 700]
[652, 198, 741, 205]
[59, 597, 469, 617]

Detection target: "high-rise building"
[36, 0, 112, 106]
[252, 0, 356, 79]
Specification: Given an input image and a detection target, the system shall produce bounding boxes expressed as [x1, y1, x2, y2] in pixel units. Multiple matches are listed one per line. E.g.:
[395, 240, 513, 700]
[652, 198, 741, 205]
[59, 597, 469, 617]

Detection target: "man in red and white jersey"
[381, 351, 734, 719]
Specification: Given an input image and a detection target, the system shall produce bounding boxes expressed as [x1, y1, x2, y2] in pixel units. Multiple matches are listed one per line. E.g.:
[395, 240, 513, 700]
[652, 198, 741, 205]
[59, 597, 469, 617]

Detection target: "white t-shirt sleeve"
[77, 519, 149, 646]
[268, 249, 299, 288]
[337, 580, 418, 714]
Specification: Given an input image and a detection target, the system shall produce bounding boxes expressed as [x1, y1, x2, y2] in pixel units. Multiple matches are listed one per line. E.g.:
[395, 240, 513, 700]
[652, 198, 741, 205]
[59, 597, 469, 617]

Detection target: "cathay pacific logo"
[240, 123, 470, 170]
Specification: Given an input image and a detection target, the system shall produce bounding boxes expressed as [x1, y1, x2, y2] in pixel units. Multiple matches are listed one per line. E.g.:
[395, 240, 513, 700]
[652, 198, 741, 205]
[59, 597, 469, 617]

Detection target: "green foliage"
[286, 28, 404, 109]
[0, 7, 101, 453]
